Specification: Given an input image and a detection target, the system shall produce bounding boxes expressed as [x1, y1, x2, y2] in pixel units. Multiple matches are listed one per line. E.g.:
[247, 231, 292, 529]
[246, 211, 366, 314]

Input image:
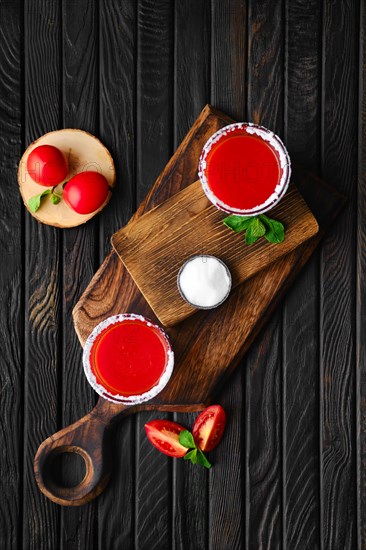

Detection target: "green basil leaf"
[184, 449, 198, 464]
[196, 449, 212, 469]
[245, 217, 266, 245]
[259, 214, 285, 243]
[28, 189, 52, 213]
[51, 193, 61, 205]
[179, 430, 196, 449]
[223, 214, 253, 233]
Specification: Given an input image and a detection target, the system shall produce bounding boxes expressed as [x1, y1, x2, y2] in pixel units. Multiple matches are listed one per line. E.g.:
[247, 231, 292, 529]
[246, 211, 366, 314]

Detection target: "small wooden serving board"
[112, 179, 318, 326]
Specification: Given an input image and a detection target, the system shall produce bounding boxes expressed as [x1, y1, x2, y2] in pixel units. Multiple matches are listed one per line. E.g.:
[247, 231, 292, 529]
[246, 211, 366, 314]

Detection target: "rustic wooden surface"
[0, 1, 364, 549]
[112, 180, 319, 326]
[33, 104, 343, 507]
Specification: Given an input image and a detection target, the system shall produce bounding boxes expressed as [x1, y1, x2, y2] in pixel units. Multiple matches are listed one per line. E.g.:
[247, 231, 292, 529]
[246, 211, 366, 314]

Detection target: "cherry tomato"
[145, 419, 188, 458]
[63, 171, 109, 215]
[27, 144, 68, 186]
[192, 405, 226, 452]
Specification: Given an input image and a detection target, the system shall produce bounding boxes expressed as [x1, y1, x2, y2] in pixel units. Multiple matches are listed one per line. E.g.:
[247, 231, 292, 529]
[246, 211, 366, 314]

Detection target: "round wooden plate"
[18, 129, 116, 228]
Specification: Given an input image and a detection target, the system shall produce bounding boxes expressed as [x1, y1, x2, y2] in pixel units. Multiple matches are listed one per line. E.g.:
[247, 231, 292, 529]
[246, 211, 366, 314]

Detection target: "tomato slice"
[144, 420, 188, 458]
[192, 405, 226, 452]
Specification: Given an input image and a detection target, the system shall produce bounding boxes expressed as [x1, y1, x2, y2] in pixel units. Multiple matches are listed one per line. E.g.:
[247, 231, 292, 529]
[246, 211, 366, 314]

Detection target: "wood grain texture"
[68, 106, 345, 526]
[245, 0, 285, 548]
[210, 3, 247, 548]
[73, 108, 344, 406]
[135, 2, 174, 548]
[173, 4, 211, 546]
[0, 1, 23, 548]
[35, 162, 345, 510]
[23, 1, 62, 548]
[0, 2, 364, 547]
[358, 1, 366, 547]
[97, 0, 137, 548]
[72, 108, 230, 346]
[112, 181, 318, 326]
[61, 0, 98, 546]
[321, 1, 359, 548]
[283, 0, 322, 548]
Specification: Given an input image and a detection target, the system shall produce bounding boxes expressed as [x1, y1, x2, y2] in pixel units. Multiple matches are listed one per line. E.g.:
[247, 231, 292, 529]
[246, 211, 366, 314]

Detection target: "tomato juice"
[83, 314, 174, 404]
[198, 123, 291, 216]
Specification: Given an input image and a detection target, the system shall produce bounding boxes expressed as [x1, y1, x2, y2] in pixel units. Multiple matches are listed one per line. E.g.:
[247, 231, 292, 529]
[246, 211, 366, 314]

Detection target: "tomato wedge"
[144, 420, 188, 458]
[192, 405, 226, 452]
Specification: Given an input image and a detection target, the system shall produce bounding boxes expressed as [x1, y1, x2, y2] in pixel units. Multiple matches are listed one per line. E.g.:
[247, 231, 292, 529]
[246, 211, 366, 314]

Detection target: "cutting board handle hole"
[43, 447, 88, 490]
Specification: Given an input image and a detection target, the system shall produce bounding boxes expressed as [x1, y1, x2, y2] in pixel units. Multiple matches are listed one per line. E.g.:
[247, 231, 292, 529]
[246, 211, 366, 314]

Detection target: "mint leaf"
[180, 431, 212, 468]
[184, 449, 198, 464]
[259, 214, 285, 243]
[179, 430, 196, 449]
[245, 217, 266, 245]
[196, 449, 212, 469]
[28, 189, 52, 213]
[51, 193, 61, 205]
[223, 215, 253, 233]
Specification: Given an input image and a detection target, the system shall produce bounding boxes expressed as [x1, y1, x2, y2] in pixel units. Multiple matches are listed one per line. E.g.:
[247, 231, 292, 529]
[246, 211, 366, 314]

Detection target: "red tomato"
[63, 171, 109, 214]
[192, 405, 226, 452]
[145, 420, 188, 458]
[27, 144, 68, 186]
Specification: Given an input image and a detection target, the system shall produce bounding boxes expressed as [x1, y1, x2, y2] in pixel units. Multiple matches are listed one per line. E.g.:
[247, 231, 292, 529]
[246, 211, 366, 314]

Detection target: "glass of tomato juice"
[198, 122, 291, 216]
[83, 314, 174, 404]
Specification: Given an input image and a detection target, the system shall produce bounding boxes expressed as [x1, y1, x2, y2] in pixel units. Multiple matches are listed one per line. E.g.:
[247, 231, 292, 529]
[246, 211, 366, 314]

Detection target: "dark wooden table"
[0, 1, 365, 549]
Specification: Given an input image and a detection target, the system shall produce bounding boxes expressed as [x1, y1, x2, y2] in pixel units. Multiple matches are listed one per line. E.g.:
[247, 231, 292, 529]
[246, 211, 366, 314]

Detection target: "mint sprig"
[223, 213, 285, 245]
[28, 189, 52, 213]
[179, 430, 212, 469]
[245, 216, 266, 245]
[28, 185, 64, 213]
[259, 214, 285, 243]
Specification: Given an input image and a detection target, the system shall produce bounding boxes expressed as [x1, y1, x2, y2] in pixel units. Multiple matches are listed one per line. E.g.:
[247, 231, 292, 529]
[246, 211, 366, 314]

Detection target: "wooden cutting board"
[34, 105, 345, 506]
[111, 180, 318, 326]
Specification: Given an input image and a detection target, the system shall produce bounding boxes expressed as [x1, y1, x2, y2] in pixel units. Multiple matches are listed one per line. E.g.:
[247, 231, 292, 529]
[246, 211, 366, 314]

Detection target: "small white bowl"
[177, 255, 232, 310]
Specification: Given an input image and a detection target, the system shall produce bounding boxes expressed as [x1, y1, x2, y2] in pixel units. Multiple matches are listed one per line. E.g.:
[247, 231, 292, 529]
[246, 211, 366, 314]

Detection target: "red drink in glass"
[198, 123, 291, 216]
[83, 314, 174, 404]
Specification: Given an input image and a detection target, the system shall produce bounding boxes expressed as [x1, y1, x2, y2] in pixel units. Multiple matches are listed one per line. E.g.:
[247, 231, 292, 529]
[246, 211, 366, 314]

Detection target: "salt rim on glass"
[198, 122, 291, 216]
[82, 313, 174, 405]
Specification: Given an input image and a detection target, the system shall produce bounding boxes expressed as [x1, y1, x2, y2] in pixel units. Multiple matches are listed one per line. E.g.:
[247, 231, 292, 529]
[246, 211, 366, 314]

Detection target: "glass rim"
[82, 313, 174, 404]
[198, 122, 291, 216]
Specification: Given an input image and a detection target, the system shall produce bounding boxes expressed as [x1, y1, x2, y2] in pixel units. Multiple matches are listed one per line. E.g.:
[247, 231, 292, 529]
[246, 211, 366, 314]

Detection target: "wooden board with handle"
[111, 180, 318, 326]
[34, 105, 346, 506]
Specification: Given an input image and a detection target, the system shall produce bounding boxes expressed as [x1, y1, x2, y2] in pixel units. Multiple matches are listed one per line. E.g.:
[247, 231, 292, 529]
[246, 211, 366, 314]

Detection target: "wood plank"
[0, 1, 23, 548]
[283, 0, 322, 548]
[60, 0, 98, 547]
[23, 1, 62, 548]
[321, 0, 359, 548]
[135, 2, 174, 549]
[112, 181, 318, 327]
[357, 1, 366, 547]
[172, 2, 211, 548]
[97, 1, 137, 548]
[245, 0, 284, 548]
[210, 1, 247, 548]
